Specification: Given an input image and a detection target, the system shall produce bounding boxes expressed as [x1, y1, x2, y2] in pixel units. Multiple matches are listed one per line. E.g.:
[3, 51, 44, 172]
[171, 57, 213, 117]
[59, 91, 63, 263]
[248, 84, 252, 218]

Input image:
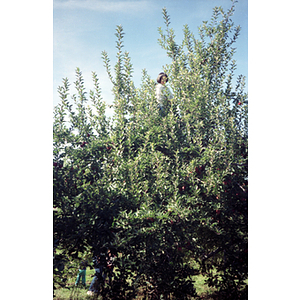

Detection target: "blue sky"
[53, 0, 248, 114]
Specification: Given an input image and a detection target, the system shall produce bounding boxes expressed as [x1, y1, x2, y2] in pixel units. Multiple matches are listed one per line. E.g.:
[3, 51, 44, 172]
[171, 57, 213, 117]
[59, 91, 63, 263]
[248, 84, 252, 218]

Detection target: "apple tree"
[53, 1, 247, 299]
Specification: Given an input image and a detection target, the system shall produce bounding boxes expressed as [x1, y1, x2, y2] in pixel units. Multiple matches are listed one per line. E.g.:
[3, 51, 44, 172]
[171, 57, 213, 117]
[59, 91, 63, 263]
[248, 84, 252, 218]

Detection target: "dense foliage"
[53, 1, 248, 299]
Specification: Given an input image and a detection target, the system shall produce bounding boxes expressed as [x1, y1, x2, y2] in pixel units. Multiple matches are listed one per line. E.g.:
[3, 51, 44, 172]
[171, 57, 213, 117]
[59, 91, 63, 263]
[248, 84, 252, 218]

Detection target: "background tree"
[53, 1, 247, 299]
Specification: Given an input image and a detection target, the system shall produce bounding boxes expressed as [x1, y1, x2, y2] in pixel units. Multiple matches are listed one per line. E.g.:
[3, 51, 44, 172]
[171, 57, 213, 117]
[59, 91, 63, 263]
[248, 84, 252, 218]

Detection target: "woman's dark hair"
[157, 72, 168, 83]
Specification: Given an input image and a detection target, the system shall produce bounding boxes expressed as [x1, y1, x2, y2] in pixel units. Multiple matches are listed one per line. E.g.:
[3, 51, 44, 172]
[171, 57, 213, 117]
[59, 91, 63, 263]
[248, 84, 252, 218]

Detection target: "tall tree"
[53, 1, 247, 298]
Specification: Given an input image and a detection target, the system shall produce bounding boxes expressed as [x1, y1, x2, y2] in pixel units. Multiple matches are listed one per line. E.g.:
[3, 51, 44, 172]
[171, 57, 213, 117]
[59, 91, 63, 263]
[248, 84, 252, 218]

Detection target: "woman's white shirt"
[155, 83, 173, 108]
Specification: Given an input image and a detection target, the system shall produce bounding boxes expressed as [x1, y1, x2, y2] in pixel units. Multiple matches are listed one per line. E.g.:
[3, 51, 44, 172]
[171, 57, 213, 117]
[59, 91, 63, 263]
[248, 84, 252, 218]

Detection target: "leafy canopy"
[53, 1, 247, 299]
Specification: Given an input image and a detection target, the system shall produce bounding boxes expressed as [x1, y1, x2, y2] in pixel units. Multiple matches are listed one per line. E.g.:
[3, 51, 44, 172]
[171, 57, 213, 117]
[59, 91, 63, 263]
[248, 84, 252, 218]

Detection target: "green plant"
[53, 1, 247, 299]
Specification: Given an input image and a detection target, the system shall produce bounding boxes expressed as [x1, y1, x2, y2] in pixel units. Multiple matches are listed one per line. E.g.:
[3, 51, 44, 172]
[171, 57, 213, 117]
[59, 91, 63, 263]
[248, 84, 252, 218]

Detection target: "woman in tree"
[155, 72, 173, 115]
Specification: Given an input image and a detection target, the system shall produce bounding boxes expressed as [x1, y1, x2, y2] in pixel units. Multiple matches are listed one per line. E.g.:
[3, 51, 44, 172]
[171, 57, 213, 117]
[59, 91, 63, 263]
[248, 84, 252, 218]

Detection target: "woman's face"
[161, 75, 167, 85]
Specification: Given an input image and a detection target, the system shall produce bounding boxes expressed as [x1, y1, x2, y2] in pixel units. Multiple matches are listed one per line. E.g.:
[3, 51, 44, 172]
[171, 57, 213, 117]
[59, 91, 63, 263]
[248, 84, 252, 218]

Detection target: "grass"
[54, 270, 217, 300]
[54, 253, 246, 299]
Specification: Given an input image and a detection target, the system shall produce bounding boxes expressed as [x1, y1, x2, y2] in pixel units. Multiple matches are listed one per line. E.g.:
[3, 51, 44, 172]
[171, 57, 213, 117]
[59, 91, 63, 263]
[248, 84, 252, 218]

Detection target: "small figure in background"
[87, 248, 107, 296]
[75, 260, 88, 287]
[106, 248, 117, 285]
[155, 72, 173, 115]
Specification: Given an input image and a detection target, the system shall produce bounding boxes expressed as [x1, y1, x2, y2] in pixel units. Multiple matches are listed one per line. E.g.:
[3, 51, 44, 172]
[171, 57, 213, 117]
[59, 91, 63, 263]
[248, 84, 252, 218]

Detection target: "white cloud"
[54, 0, 153, 14]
